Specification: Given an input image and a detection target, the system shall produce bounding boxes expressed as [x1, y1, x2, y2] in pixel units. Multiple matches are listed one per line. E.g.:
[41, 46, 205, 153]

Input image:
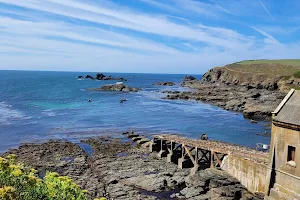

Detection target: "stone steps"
[268, 184, 300, 200]
[264, 196, 277, 200]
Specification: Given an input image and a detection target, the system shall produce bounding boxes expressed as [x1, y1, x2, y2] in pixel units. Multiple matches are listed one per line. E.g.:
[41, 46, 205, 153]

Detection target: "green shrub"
[294, 71, 300, 78]
[292, 86, 300, 90]
[0, 154, 103, 200]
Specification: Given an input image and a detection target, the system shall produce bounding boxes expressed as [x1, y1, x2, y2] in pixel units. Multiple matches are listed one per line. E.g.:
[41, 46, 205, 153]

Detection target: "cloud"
[260, 0, 275, 20]
[0, 0, 239, 48]
[0, 0, 299, 73]
[251, 26, 279, 43]
[0, 16, 179, 54]
[258, 25, 300, 35]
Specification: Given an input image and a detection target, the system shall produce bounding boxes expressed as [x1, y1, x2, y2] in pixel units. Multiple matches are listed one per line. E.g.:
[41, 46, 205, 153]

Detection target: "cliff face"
[165, 61, 300, 120]
[201, 67, 283, 91]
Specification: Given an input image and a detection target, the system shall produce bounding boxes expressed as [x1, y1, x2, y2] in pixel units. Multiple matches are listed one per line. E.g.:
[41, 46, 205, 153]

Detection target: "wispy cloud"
[0, 0, 252, 49]
[0, 0, 299, 73]
[260, 0, 275, 20]
[251, 26, 279, 43]
[140, 0, 179, 13]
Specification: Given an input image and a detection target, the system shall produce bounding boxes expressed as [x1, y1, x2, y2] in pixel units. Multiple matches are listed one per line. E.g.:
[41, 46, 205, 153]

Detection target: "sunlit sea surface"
[0, 70, 270, 152]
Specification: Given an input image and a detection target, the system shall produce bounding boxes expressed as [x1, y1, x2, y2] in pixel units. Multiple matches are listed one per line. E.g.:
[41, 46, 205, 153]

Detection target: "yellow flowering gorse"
[0, 154, 105, 200]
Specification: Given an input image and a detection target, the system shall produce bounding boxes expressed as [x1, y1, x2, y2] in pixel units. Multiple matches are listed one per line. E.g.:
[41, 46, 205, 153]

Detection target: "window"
[287, 146, 296, 167]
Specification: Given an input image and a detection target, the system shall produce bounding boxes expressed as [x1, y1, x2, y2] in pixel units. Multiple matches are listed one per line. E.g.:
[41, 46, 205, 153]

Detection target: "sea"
[0, 70, 270, 153]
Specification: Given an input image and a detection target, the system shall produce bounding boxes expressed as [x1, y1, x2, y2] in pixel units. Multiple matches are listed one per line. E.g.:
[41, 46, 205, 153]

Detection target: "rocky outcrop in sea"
[155, 82, 175, 86]
[88, 83, 140, 92]
[79, 73, 127, 81]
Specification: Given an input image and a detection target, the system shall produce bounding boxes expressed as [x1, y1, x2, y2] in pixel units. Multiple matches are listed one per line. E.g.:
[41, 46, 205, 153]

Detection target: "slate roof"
[273, 89, 300, 126]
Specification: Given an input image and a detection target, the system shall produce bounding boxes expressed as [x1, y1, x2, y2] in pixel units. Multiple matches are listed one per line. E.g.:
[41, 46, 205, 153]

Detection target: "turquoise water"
[0, 70, 270, 152]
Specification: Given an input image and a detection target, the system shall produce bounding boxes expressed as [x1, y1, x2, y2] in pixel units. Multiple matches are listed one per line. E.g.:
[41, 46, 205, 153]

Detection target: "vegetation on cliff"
[0, 154, 104, 200]
[229, 59, 300, 77]
[201, 59, 300, 91]
[294, 71, 300, 79]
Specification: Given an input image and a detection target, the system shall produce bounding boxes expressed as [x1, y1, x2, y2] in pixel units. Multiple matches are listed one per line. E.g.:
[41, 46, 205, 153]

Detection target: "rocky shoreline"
[164, 81, 285, 120]
[163, 72, 287, 121]
[2, 134, 264, 200]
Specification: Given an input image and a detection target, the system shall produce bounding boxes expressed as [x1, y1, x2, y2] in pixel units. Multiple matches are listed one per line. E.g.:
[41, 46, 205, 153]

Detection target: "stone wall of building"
[221, 154, 269, 194]
[268, 124, 300, 195]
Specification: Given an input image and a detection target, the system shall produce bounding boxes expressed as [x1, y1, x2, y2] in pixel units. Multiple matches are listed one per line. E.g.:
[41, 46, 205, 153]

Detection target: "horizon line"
[0, 69, 203, 76]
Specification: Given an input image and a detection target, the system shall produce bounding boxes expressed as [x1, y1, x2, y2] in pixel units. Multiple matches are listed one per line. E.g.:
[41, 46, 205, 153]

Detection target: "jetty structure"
[124, 89, 300, 199]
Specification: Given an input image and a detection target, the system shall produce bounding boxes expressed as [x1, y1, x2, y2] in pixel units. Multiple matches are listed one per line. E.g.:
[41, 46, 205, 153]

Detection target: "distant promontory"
[164, 59, 300, 120]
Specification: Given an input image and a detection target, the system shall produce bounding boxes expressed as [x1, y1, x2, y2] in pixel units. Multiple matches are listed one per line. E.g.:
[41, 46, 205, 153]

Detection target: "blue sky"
[0, 0, 300, 74]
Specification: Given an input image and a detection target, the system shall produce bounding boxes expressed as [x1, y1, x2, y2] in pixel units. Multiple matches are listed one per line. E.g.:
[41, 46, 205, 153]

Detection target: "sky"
[0, 0, 300, 74]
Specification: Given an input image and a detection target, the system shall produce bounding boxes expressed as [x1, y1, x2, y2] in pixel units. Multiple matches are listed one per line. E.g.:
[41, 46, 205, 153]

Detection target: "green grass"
[235, 59, 300, 66]
[226, 59, 300, 77]
[293, 86, 300, 90]
[294, 71, 300, 78]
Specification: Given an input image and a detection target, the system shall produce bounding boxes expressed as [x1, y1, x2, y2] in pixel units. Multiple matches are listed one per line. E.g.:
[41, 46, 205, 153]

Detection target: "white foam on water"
[41, 109, 57, 117]
[0, 102, 25, 125]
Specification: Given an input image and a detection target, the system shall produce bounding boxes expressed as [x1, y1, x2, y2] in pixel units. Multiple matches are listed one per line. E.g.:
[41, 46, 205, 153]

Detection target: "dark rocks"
[184, 75, 197, 81]
[155, 82, 175, 86]
[88, 83, 140, 92]
[173, 169, 263, 200]
[201, 134, 208, 140]
[79, 73, 126, 81]
[85, 75, 95, 80]
[96, 73, 127, 81]
[250, 119, 258, 123]
[96, 73, 106, 80]
[256, 131, 271, 137]
[165, 80, 285, 121]
[120, 98, 127, 103]
[252, 93, 261, 98]
[3, 136, 263, 200]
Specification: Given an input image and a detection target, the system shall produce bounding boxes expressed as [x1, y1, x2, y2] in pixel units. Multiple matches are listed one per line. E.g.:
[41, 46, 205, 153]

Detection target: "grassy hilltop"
[201, 59, 300, 91]
[227, 59, 300, 78]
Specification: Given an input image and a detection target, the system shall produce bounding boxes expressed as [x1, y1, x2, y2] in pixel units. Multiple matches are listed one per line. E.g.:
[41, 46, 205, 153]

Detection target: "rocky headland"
[2, 135, 263, 200]
[88, 83, 140, 92]
[164, 60, 300, 120]
[79, 73, 127, 81]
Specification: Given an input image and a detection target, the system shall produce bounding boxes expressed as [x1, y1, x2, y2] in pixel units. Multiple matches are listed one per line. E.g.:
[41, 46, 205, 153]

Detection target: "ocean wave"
[41, 110, 57, 117]
[41, 109, 69, 117]
[0, 102, 25, 125]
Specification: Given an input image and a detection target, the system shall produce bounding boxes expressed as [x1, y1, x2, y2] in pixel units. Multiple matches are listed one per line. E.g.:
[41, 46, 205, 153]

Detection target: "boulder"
[88, 83, 140, 92]
[155, 82, 175, 86]
[85, 75, 94, 80]
[96, 73, 106, 80]
[95, 73, 127, 81]
[184, 76, 197, 81]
